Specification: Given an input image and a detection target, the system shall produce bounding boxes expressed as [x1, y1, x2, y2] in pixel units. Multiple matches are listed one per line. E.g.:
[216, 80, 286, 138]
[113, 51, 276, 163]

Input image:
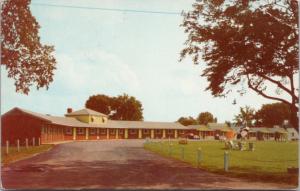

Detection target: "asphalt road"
[1, 140, 294, 189]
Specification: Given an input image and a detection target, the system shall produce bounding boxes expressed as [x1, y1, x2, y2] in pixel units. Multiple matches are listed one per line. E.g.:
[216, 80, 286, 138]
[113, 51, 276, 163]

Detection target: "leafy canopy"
[197, 111, 216, 125]
[1, 0, 56, 94]
[256, 102, 297, 128]
[177, 116, 198, 126]
[85, 93, 144, 121]
[181, 0, 298, 111]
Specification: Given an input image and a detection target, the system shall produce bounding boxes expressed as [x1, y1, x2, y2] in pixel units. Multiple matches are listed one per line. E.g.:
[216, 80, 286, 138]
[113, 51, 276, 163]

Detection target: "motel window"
[119, 129, 124, 134]
[110, 129, 116, 135]
[77, 128, 85, 135]
[65, 128, 72, 135]
[100, 129, 106, 135]
[178, 130, 184, 134]
[89, 128, 96, 135]
[143, 129, 150, 134]
[155, 129, 162, 134]
[129, 129, 137, 134]
[167, 129, 173, 134]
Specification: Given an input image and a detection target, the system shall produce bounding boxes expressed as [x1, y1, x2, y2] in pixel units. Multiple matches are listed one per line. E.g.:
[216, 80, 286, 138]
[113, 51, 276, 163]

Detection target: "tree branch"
[258, 74, 299, 100]
[246, 75, 294, 107]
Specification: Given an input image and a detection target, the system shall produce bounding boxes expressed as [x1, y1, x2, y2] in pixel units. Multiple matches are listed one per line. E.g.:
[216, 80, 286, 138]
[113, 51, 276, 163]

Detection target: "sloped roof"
[187, 125, 213, 131]
[249, 127, 278, 133]
[207, 123, 233, 132]
[269, 127, 287, 134]
[2, 107, 186, 129]
[102, 120, 186, 129]
[65, 108, 107, 117]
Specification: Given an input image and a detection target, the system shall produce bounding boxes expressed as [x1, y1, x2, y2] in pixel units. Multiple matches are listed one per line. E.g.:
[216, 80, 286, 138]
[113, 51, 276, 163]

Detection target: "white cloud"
[53, 49, 140, 94]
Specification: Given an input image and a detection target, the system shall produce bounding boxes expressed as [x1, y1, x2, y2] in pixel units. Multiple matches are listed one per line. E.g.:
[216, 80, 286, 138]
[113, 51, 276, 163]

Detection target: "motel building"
[1, 107, 189, 145]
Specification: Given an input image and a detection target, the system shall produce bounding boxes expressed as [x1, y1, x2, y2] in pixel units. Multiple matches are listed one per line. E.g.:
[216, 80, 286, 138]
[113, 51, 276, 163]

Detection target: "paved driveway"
[1, 140, 294, 189]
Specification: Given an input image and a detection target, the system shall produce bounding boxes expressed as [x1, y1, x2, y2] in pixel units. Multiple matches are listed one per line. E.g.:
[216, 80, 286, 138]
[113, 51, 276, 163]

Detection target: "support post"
[197, 147, 202, 167]
[6, 140, 9, 155]
[175, 130, 178, 139]
[162, 129, 166, 139]
[125, 129, 128, 139]
[25, 138, 28, 149]
[106, 129, 109, 139]
[151, 129, 154, 139]
[138, 129, 142, 139]
[116, 129, 119, 139]
[17, 139, 20, 152]
[32, 137, 35, 146]
[86, 128, 89, 140]
[38, 137, 41, 146]
[168, 143, 172, 156]
[224, 151, 229, 172]
[73, 128, 76, 140]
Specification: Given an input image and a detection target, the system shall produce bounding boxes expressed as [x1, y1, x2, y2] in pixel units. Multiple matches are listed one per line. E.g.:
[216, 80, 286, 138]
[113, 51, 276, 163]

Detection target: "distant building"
[286, 128, 299, 141]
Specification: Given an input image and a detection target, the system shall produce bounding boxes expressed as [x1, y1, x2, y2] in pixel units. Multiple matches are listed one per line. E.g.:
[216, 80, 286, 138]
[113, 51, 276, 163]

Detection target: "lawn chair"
[225, 140, 238, 150]
[237, 141, 246, 151]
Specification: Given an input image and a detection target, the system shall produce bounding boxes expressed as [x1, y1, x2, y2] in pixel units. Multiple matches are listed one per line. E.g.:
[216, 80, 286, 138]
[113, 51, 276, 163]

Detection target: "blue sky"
[1, 0, 287, 122]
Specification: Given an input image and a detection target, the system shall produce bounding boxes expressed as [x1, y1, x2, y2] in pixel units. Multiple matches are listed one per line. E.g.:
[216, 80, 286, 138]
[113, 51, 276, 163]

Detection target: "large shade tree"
[85, 93, 144, 121]
[180, 0, 298, 127]
[255, 102, 296, 128]
[177, 116, 198, 126]
[197, 112, 215, 125]
[1, 0, 56, 94]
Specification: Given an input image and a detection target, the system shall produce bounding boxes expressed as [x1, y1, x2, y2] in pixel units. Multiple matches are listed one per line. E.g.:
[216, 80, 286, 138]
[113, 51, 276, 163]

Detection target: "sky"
[1, 0, 290, 122]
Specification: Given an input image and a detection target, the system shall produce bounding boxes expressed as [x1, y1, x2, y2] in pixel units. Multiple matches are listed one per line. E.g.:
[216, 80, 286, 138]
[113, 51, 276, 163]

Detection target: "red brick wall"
[142, 129, 151, 138]
[128, 129, 139, 139]
[154, 130, 163, 138]
[1, 110, 44, 146]
[118, 129, 125, 139]
[108, 129, 116, 139]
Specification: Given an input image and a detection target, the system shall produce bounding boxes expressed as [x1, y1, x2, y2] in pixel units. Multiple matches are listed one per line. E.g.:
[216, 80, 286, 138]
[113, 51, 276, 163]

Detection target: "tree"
[225, 120, 231, 127]
[180, 0, 299, 126]
[111, 94, 144, 121]
[255, 102, 297, 128]
[177, 116, 198, 126]
[85, 94, 112, 115]
[197, 112, 214, 125]
[233, 106, 256, 127]
[85, 93, 144, 121]
[1, 0, 56, 94]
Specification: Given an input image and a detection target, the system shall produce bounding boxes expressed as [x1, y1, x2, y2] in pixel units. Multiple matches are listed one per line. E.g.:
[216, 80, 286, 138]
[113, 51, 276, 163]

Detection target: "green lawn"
[144, 140, 298, 185]
[1, 144, 54, 165]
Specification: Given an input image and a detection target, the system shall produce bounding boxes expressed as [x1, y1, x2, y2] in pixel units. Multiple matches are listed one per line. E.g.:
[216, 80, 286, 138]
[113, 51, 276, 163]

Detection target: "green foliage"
[177, 116, 198, 126]
[1, 0, 56, 94]
[197, 112, 215, 125]
[256, 102, 297, 128]
[145, 141, 298, 185]
[180, 0, 298, 111]
[111, 94, 143, 121]
[85, 94, 112, 115]
[85, 93, 144, 121]
[234, 106, 256, 127]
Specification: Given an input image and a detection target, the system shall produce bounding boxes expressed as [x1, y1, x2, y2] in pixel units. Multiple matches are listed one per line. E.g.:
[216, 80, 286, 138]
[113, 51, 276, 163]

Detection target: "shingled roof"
[3, 107, 186, 129]
[65, 108, 107, 117]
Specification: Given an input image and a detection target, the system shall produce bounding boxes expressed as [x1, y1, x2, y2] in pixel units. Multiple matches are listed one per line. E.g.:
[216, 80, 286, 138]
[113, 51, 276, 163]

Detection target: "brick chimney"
[67, 108, 73, 114]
